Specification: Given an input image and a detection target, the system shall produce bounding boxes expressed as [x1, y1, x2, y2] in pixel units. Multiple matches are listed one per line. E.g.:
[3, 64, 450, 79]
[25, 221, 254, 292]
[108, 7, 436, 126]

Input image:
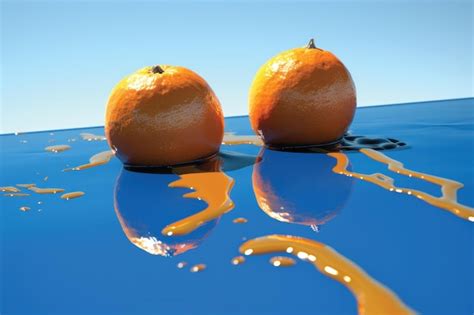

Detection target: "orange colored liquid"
[60, 191, 85, 200]
[16, 184, 36, 188]
[44, 145, 71, 153]
[269, 256, 296, 267]
[190, 264, 206, 273]
[233, 217, 248, 224]
[28, 186, 64, 194]
[231, 256, 246, 265]
[64, 150, 114, 171]
[161, 171, 234, 236]
[240, 235, 415, 315]
[177, 262, 188, 269]
[328, 149, 474, 222]
[222, 134, 263, 146]
[1, 186, 20, 193]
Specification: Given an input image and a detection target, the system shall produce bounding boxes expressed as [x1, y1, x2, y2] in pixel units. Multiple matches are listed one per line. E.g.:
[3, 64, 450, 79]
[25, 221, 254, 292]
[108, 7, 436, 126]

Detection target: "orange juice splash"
[28, 186, 64, 194]
[64, 150, 114, 171]
[233, 217, 248, 224]
[161, 171, 235, 236]
[0, 186, 21, 193]
[60, 191, 85, 200]
[222, 134, 263, 146]
[231, 256, 246, 265]
[240, 235, 415, 315]
[44, 145, 71, 153]
[328, 149, 474, 222]
[269, 256, 296, 267]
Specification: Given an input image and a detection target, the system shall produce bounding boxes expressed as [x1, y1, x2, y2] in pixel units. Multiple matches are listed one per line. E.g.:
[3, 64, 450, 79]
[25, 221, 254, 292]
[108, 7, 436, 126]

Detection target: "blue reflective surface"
[1, 98, 473, 315]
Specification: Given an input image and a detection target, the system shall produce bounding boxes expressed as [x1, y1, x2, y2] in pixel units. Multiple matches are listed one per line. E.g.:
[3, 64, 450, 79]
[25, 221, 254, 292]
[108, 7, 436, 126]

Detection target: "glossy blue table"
[1, 98, 473, 314]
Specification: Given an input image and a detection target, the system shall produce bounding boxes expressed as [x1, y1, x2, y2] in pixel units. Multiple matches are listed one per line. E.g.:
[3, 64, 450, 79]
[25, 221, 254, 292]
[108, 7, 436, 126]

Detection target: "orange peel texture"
[249, 39, 356, 147]
[105, 65, 224, 166]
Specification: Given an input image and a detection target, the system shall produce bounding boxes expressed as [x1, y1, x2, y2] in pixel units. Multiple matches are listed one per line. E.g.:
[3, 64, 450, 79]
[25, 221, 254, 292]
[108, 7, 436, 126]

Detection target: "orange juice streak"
[28, 186, 64, 194]
[231, 256, 246, 265]
[222, 134, 263, 146]
[190, 264, 206, 273]
[16, 184, 36, 188]
[44, 145, 71, 153]
[269, 256, 296, 267]
[63, 150, 114, 171]
[161, 172, 235, 236]
[60, 191, 85, 200]
[328, 149, 474, 222]
[233, 217, 248, 224]
[240, 235, 415, 315]
[0, 186, 21, 193]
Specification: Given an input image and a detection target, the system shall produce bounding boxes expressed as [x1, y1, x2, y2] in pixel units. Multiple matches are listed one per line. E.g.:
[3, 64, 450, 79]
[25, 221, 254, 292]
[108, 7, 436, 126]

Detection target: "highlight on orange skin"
[105, 65, 224, 167]
[240, 235, 415, 315]
[249, 39, 356, 147]
[328, 149, 474, 222]
[161, 171, 235, 236]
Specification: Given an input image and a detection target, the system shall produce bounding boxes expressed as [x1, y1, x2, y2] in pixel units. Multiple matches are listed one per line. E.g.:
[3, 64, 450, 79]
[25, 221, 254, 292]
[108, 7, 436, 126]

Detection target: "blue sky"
[1, 0, 472, 133]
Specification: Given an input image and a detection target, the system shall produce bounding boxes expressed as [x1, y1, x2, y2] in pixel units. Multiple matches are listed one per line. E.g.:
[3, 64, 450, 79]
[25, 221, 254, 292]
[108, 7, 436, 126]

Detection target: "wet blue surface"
[1, 98, 473, 315]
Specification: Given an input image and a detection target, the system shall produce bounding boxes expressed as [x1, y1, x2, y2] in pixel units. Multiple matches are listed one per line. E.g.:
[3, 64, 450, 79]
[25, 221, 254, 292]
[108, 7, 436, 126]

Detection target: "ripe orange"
[249, 39, 356, 147]
[105, 65, 224, 166]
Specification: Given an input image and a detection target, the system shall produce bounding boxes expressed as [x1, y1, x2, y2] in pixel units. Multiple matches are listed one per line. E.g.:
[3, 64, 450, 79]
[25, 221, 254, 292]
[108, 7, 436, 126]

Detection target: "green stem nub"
[151, 65, 164, 74]
[306, 38, 316, 49]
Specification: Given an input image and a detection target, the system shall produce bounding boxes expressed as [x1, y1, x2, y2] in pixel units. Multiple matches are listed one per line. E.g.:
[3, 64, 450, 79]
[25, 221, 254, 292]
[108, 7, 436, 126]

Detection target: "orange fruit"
[105, 65, 224, 166]
[249, 39, 356, 147]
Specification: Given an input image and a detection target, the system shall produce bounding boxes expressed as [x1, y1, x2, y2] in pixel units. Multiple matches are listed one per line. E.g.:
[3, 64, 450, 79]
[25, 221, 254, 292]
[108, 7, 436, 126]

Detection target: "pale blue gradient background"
[1, 0, 472, 133]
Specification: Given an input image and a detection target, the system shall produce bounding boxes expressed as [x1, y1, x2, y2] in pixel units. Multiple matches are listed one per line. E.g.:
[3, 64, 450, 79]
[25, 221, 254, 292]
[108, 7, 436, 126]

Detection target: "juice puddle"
[240, 235, 415, 315]
[80, 133, 106, 141]
[28, 186, 64, 194]
[233, 217, 248, 224]
[222, 134, 263, 146]
[231, 256, 246, 265]
[161, 172, 235, 236]
[64, 150, 114, 171]
[328, 149, 474, 222]
[17, 183, 36, 188]
[222, 134, 405, 151]
[269, 256, 296, 267]
[190, 264, 206, 273]
[1, 186, 20, 193]
[44, 145, 71, 153]
[61, 191, 85, 200]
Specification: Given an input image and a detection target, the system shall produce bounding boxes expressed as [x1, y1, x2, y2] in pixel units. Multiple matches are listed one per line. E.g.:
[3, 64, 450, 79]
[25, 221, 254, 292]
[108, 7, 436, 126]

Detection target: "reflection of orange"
[105, 65, 224, 166]
[249, 39, 356, 147]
